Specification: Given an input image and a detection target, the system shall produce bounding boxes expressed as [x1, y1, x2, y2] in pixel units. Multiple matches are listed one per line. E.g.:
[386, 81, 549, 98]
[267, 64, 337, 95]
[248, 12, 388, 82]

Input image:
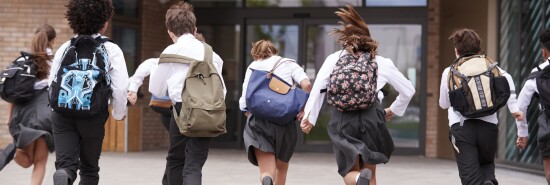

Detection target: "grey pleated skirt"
[8, 89, 54, 152]
[243, 115, 297, 166]
[328, 102, 394, 177]
[537, 113, 550, 157]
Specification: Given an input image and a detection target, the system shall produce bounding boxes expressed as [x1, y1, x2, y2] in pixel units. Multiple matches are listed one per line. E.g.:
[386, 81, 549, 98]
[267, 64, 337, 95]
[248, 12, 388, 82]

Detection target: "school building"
[0, 0, 544, 171]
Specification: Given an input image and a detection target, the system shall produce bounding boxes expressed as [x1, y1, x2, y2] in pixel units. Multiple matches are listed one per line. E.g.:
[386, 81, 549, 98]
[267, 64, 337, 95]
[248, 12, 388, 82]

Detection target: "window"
[366, 0, 426, 7]
[246, 0, 361, 7]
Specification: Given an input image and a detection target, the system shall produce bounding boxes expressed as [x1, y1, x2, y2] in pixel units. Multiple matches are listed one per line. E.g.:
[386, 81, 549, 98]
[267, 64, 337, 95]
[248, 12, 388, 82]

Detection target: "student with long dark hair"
[240, 40, 312, 185]
[301, 5, 415, 185]
[0, 24, 56, 185]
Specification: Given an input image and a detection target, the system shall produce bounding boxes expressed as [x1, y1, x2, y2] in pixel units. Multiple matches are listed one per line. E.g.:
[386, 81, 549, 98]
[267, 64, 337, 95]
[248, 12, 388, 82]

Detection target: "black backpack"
[529, 61, 550, 118]
[447, 54, 510, 118]
[0, 52, 37, 103]
[49, 35, 112, 118]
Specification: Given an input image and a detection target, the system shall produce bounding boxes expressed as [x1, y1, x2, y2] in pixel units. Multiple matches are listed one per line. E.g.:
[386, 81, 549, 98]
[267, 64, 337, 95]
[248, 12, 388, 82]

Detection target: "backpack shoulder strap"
[158, 54, 198, 64]
[202, 43, 213, 63]
[95, 36, 113, 44]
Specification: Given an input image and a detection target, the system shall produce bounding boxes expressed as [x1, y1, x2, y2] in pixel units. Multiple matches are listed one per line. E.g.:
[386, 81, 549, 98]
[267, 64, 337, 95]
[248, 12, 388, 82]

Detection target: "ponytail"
[31, 24, 56, 80]
[331, 5, 378, 58]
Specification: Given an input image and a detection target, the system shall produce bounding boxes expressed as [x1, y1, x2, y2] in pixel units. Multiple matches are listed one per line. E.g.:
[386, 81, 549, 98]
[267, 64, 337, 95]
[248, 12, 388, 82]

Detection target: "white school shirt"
[48, 34, 130, 120]
[516, 60, 550, 137]
[239, 55, 309, 111]
[303, 50, 416, 125]
[439, 66, 520, 128]
[149, 34, 226, 102]
[128, 58, 158, 93]
[32, 48, 53, 90]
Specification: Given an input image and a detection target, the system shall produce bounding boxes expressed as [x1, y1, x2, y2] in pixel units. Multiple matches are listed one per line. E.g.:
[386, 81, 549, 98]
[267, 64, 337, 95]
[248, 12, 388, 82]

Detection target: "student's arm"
[290, 62, 312, 93]
[107, 44, 129, 120]
[516, 79, 537, 137]
[212, 53, 227, 96]
[439, 68, 451, 109]
[379, 58, 416, 117]
[128, 58, 158, 93]
[501, 71, 522, 118]
[239, 67, 253, 112]
[301, 54, 338, 126]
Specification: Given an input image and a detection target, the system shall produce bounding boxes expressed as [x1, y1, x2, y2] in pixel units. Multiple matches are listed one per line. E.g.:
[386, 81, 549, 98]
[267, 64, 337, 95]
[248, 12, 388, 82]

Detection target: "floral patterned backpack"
[327, 51, 378, 111]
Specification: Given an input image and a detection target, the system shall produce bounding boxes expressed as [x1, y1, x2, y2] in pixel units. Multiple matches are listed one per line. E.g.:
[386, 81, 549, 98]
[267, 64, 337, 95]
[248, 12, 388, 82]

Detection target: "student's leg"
[477, 123, 499, 184]
[160, 113, 171, 132]
[30, 137, 48, 185]
[52, 113, 80, 183]
[450, 123, 485, 185]
[181, 136, 212, 185]
[544, 157, 550, 185]
[165, 115, 187, 185]
[362, 164, 376, 185]
[76, 116, 107, 185]
[274, 159, 289, 185]
[254, 149, 277, 183]
[14, 144, 34, 168]
[343, 156, 361, 185]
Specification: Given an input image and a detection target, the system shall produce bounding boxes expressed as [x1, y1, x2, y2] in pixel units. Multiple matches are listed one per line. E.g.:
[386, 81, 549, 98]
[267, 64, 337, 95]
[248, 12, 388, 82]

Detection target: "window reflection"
[190, 0, 242, 7]
[112, 26, 138, 75]
[246, 25, 299, 64]
[366, 0, 427, 7]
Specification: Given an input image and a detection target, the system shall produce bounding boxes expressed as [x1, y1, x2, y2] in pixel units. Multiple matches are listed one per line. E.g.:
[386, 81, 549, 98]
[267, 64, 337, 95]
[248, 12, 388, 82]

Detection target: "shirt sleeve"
[149, 62, 171, 98]
[107, 44, 129, 120]
[239, 67, 253, 111]
[290, 62, 309, 83]
[439, 68, 451, 109]
[500, 69, 520, 113]
[212, 52, 227, 97]
[48, 42, 70, 86]
[516, 79, 537, 137]
[128, 58, 158, 92]
[303, 54, 338, 125]
[379, 58, 416, 116]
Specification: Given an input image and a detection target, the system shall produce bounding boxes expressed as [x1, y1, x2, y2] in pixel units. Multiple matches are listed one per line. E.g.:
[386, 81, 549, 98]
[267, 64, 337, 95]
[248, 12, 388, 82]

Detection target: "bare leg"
[30, 138, 48, 185]
[254, 149, 277, 183]
[343, 156, 361, 185]
[362, 164, 377, 185]
[14, 141, 36, 168]
[274, 160, 289, 185]
[544, 157, 550, 185]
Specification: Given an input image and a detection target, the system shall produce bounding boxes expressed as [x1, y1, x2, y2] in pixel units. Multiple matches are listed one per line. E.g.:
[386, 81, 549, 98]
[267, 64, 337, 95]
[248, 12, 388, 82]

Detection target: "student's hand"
[384, 108, 394, 122]
[516, 137, 528, 150]
[244, 112, 250, 117]
[512, 111, 524, 121]
[301, 119, 313, 134]
[127, 91, 137, 105]
[296, 111, 305, 121]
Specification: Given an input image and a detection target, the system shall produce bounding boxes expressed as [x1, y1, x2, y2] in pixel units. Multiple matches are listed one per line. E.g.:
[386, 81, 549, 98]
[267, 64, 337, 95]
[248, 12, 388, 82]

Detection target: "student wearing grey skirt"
[301, 5, 415, 185]
[240, 40, 312, 185]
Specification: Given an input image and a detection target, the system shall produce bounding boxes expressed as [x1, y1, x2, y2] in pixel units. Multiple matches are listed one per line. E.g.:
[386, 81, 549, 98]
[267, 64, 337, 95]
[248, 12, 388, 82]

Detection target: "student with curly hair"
[48, 0, 129, 184]
[301, 5, 415, 185]
[0, 24, 56, 185]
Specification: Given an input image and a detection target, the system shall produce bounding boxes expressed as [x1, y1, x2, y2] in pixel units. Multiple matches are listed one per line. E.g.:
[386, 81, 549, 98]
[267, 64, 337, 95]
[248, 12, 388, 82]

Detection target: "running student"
[301, 5, 415, 185]
[149, 2, 226, 185]
[49, 0, 129, 184]
[0, 24, 56, 185]
[240, 40, 312, 185]
[439, 28, 522, 185]
[516, 28, 550, 185]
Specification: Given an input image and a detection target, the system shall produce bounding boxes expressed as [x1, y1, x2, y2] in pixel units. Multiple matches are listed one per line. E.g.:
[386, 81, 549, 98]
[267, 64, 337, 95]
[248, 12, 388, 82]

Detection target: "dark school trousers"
[52, 111, 109, 185]
[165, 103, 212, 185]
[449, 119, 499, 185]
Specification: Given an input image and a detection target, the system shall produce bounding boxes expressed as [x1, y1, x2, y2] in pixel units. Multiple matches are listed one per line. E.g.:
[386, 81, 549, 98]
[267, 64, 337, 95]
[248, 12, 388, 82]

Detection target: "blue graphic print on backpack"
[49, 35, 112, 118]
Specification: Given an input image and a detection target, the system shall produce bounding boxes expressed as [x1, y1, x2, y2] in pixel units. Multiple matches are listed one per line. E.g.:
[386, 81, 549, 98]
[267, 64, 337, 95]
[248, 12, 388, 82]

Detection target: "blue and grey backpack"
[49, 35, 112, 118]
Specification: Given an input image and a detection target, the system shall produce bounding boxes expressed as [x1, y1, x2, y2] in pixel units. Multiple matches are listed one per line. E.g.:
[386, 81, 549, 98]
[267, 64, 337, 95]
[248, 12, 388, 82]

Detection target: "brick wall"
[425, 0, 441, 158]
[0, 0, 73, 148]
[137, 0, 172, 150]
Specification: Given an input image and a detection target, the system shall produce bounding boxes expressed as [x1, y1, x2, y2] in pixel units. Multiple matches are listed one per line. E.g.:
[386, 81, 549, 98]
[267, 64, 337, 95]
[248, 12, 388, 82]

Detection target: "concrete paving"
[0, 149, 546, 185]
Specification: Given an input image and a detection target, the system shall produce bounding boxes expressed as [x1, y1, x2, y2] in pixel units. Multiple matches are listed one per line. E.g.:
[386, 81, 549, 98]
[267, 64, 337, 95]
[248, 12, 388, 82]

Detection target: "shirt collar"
[176, 33, 196, 44]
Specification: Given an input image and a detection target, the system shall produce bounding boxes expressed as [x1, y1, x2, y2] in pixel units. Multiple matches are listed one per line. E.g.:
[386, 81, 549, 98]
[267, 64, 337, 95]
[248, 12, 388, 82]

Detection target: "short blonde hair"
[250, 40, 278, 61]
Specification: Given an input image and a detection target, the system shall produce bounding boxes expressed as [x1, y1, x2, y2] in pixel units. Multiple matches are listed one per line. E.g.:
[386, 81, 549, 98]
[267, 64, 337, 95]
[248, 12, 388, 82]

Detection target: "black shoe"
[262, 176, 273, 185]
[0, 143, 15, 171]
[54, 169, 69, 185]
[356, 168, 372, 185]
[483, 181, 495, 185]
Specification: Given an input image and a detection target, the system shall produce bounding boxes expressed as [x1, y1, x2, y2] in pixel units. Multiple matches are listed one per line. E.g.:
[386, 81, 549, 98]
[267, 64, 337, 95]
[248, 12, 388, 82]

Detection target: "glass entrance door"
[243, 19, 424, 154]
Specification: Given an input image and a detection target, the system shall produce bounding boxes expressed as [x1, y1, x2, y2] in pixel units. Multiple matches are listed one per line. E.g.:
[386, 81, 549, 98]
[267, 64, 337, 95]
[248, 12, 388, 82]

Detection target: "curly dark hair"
[65, 0, 114, 35]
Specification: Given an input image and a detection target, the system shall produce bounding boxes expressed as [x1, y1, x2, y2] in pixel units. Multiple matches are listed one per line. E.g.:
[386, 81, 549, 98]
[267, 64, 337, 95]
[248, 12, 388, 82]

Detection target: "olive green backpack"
[159, 43, 226, 137]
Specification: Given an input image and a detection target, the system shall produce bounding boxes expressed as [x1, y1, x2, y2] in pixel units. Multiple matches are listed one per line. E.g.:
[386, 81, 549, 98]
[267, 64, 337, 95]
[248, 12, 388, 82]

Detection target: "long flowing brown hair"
[331, 5, 378, 58]
[31, 24, 56, 79]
